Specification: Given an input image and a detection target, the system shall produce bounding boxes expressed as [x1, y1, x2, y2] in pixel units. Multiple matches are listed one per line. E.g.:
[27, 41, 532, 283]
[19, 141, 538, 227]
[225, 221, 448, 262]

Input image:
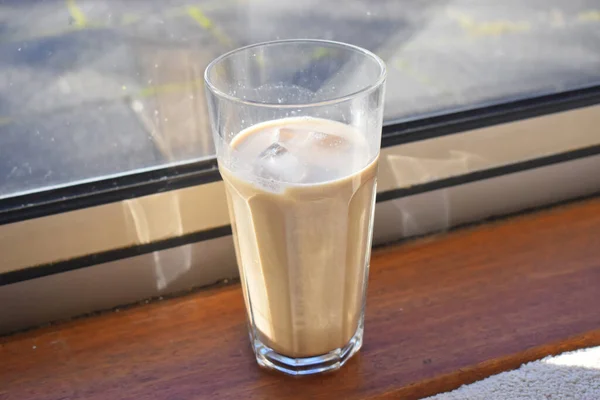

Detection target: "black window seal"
[3, 142, 600, 286]
[0, 84, 599, 226]
[2, 84, 600, 286]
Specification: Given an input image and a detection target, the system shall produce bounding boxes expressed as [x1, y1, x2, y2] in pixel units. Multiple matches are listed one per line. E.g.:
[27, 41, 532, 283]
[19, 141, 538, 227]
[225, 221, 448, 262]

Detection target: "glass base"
[251, 325, 364, 376]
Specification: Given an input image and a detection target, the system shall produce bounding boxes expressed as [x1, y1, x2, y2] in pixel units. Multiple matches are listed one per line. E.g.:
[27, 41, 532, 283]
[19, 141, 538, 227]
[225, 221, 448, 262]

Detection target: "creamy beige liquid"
[219, 117, 377, 358]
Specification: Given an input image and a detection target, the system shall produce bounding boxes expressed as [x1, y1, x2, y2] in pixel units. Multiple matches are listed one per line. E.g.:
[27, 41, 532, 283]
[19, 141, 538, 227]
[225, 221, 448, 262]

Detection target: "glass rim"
[204, 39, 387, 109]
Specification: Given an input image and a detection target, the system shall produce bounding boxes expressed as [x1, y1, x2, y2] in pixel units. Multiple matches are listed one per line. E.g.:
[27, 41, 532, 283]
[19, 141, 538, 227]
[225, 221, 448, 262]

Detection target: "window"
[2, 0, 598, 198]
[1, 0, 599, 333]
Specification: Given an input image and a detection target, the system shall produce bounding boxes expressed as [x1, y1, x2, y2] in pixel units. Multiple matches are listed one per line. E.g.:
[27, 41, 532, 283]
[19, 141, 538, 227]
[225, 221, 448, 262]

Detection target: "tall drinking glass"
[204, 40, 386, 375]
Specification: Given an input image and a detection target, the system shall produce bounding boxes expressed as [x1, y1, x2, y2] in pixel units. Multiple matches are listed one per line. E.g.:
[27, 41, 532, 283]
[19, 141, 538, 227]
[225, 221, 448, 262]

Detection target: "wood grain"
[2, 199, 600, 400]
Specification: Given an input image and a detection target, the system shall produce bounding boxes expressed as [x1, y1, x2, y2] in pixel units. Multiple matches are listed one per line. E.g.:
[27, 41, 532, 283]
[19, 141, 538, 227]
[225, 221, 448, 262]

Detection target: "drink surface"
[220, 117, 378, 357]
[224, 117, 372, 189]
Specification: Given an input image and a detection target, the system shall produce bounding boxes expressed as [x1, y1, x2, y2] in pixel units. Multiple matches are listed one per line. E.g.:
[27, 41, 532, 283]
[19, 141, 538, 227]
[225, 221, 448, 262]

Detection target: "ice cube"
[274, 128, 296, 143]
[307, 131, 350, 151]
[254, 142, 307, 184]
[269, 127, 310, 152]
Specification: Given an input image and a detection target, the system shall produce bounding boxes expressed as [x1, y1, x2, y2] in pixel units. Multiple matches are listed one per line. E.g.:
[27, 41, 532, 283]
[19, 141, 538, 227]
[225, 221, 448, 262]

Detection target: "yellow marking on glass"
[121, 14, 141, 26]
[452, 13, 530, 36]
[579, 10, 600, 22]
[186, 6, 233, 46]
[254, 53, 266, 67]
[186, 6, 212, 29]
[66, 0, 88, 28]
[393, 58, 440, 89]
[4, 1, 236, 43]
[0, 116, 13, 126]
[311, 47, 332, 60]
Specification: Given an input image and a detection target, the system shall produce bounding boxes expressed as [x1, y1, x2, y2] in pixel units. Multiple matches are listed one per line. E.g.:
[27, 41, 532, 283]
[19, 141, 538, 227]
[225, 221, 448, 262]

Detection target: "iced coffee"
[220, 117, 377, 358]
[204, 39, 386, 375]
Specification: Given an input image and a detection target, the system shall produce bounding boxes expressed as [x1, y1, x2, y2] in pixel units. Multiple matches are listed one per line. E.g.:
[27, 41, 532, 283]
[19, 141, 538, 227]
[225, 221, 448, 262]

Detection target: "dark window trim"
[381, 84, 600, 146]
[3, 143, 600, 286]
[0, 225, 233, 286]
[0, 159, 220, 226]
[2, 82, 600, 285]
[376, 144, 600, 202]
[1, 84, 599, 226]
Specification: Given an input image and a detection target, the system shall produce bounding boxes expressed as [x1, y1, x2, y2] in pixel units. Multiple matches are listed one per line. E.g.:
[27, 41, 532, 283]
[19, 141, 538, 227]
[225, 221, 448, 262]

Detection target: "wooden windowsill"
[2, 199, 600, 399]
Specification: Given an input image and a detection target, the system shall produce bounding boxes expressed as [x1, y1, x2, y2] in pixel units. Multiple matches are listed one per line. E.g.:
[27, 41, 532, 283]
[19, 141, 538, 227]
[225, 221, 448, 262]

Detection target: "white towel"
[425, 346, 600, 400]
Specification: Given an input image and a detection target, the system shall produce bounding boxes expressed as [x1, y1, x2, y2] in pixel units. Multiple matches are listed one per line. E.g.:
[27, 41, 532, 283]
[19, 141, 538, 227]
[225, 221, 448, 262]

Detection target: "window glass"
[1, 0, 598, 198]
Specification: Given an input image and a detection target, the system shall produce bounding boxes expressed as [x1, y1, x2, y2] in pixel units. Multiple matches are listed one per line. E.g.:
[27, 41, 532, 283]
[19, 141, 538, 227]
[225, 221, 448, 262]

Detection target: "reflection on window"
[1, 0, 599, 198]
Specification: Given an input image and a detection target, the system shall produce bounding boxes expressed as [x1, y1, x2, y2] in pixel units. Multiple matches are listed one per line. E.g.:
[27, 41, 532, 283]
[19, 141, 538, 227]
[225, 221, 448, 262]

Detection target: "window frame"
[0, 84, 599, 287]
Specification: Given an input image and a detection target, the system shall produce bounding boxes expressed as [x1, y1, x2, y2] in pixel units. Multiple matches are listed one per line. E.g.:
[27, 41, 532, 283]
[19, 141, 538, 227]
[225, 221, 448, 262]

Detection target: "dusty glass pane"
[1, 0, 598, 198]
